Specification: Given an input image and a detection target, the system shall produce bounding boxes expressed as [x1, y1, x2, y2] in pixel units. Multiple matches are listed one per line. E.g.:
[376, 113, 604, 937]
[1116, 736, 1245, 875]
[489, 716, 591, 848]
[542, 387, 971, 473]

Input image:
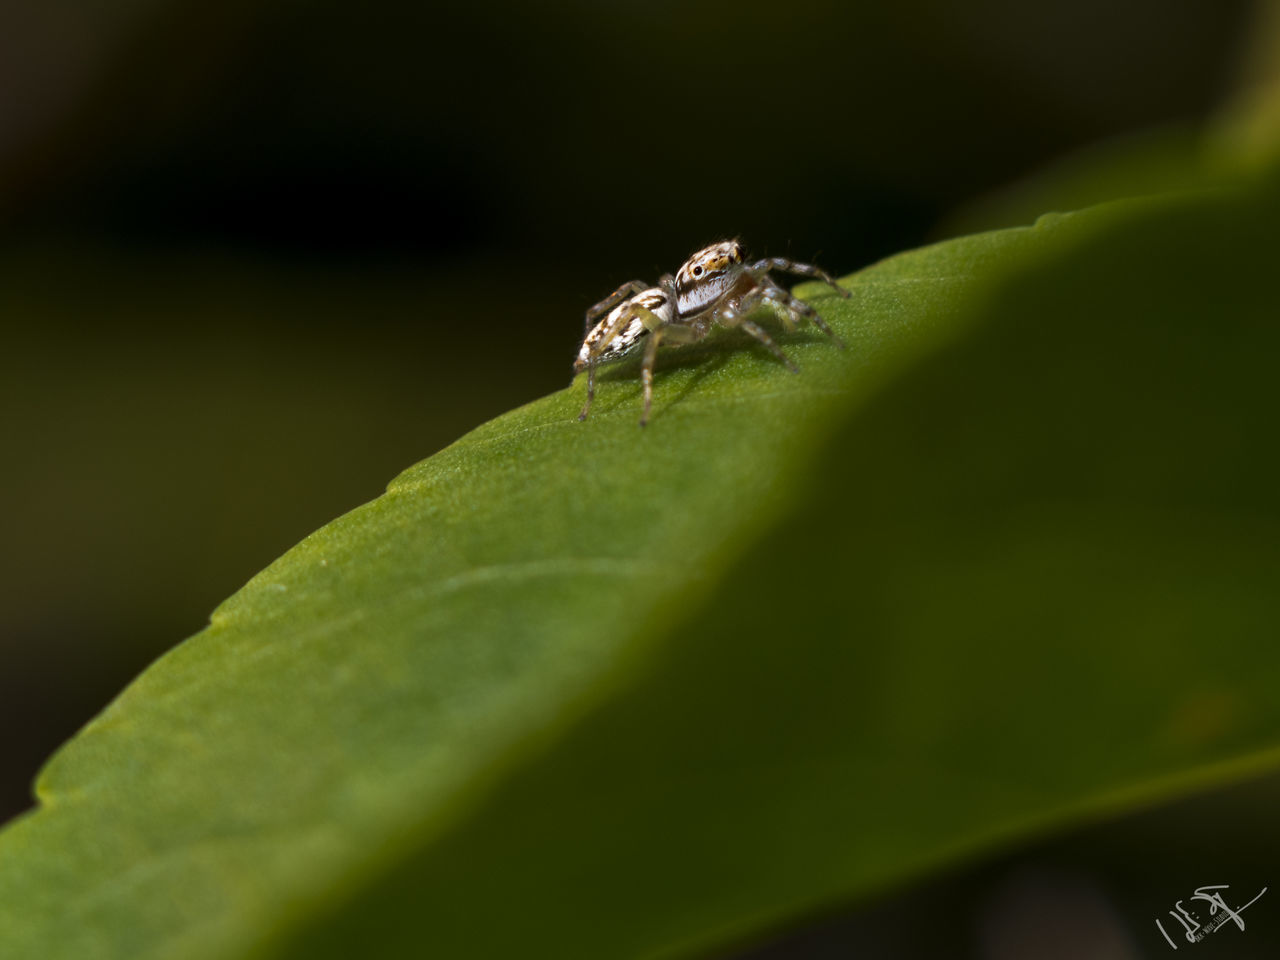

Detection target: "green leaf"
[3, 176, 1280, 960]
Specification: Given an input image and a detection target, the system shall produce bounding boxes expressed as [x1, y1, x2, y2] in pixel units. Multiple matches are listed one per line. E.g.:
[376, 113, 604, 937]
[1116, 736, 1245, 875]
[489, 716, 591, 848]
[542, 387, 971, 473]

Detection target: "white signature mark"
[1156, 883, 1267, 949]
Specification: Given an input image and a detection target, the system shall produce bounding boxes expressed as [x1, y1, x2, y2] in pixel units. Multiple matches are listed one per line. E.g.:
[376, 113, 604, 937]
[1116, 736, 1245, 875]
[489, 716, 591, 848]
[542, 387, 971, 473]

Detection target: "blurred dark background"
[0, 0, 1273, 954]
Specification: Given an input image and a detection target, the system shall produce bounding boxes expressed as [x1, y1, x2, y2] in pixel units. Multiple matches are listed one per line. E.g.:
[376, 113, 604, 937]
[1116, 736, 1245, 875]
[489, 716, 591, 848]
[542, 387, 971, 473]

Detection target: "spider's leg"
[656, 322, 701, 344]
[716, 292, 800, 373]
[738, 319, 800, 373]
[578, 308, 643, 420]
[629, 302, 680, 426]
[639, 326, 664, 427]
[751, 283, 799, 333]
[579, 303, 667, 422]
[756, 275, 846, 349]
[747, 257, 849, 298]
[585, 280, 649, 336]
[578, 360, 598, 420]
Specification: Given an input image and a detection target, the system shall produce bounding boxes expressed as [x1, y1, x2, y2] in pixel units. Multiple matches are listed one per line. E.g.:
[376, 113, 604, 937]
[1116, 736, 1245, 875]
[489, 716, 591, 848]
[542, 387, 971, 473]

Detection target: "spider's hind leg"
[579, 301, 669, 423]
[577, 304, 646, 420]
[577, 361, 599, 421]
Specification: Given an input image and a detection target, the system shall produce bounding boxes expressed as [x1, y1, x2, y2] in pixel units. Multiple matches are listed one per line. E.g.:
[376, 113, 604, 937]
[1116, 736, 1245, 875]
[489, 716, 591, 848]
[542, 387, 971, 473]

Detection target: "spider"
[574, 240, 849, 425]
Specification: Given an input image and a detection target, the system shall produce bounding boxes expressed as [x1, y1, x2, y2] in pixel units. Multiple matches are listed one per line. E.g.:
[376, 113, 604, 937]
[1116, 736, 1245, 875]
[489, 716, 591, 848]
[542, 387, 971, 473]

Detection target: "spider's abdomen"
[576, 317, 648, 368]
[575, 287, 671, 370]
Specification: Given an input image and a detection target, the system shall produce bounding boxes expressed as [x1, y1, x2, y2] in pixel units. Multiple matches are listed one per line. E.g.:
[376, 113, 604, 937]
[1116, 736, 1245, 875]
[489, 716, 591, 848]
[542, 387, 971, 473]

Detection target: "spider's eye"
[692, 265, 703, 277]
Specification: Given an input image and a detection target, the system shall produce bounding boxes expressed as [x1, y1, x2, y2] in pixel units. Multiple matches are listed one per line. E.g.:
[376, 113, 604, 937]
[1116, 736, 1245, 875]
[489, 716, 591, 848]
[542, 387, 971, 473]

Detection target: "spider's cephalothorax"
[673, 240, 747, 318]
[575, 240, 850, 426]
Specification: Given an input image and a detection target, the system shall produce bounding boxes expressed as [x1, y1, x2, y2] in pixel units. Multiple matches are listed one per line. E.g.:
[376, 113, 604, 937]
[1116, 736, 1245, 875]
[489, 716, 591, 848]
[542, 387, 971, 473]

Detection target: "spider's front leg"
[714, 291, 801, 373]
[747, 257, 850, 299]
[753, 275, 846, 349]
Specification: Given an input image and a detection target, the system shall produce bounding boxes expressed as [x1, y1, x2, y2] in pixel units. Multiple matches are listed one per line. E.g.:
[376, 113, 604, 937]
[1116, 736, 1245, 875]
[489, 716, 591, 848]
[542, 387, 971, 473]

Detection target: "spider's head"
[674, 240, 745, 317]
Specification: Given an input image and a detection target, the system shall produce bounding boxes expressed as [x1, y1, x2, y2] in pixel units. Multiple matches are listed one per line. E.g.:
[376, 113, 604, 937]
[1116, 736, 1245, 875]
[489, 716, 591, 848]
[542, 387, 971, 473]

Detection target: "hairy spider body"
[575, 240, 849, 425]
[575, 286, 672, 370]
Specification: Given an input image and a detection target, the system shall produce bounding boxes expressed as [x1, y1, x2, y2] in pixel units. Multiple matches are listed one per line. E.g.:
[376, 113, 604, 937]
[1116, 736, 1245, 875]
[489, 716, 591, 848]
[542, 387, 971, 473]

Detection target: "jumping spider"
[574, 240, 849, 425]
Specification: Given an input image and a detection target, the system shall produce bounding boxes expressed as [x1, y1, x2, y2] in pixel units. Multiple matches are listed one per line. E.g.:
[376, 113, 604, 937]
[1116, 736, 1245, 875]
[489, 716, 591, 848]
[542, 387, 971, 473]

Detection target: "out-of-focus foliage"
[1214, 0, 1280, 163]
[944, 0, 1280, 235]
[3, 171, 1280, 958]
